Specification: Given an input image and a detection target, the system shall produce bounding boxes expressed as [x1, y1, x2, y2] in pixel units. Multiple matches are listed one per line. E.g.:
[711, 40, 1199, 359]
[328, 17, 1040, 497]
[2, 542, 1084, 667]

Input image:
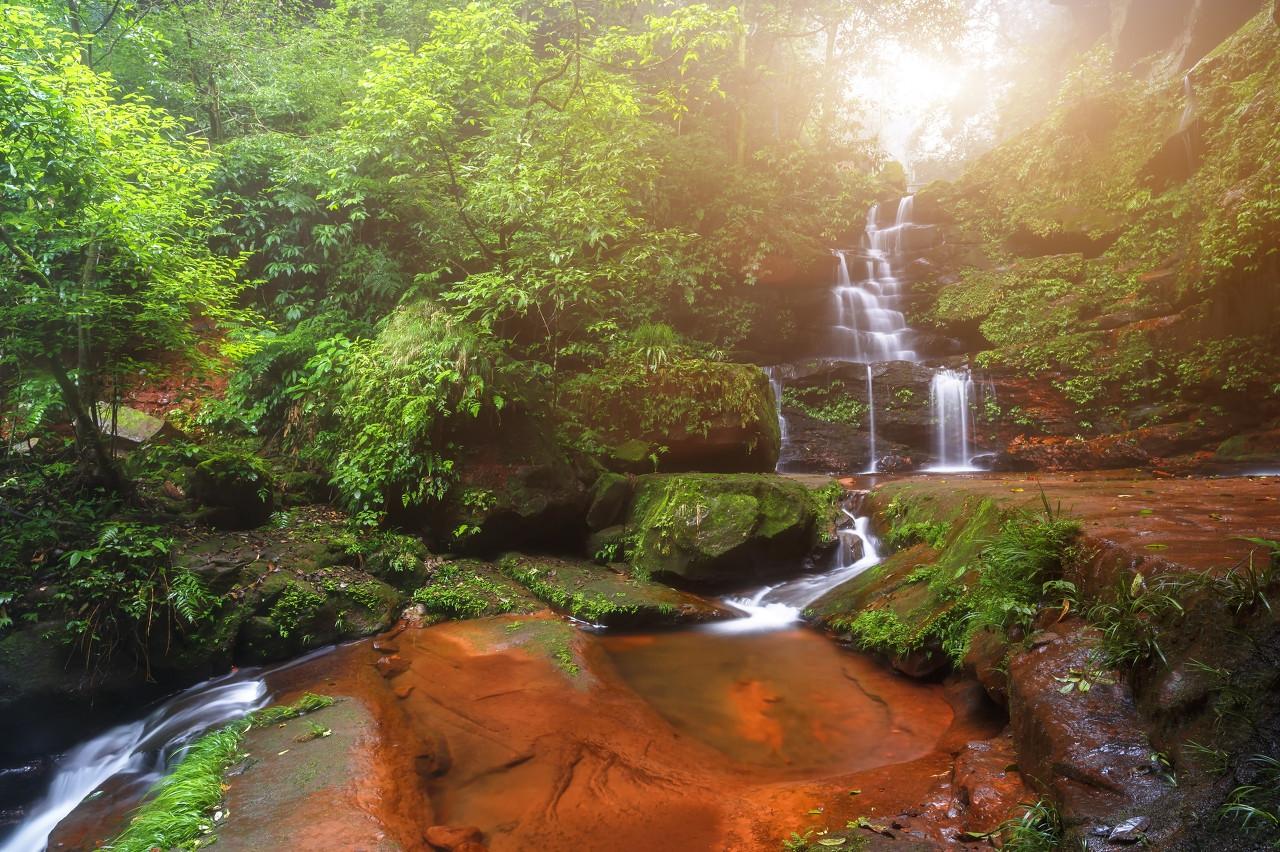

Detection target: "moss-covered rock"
[418, 409, 592, 556]
[411, 558, 543, 620]
[621, 473, 829, 585]
[188, 450, 275, 529]
[561, 359, 780, 473]
[497, 553, 728, 626]
[586, 472, 632, 530]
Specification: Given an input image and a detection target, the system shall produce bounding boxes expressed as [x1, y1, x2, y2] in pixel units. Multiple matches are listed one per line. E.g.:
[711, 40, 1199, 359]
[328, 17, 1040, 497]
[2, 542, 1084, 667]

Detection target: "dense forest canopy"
[0, 0, 1069, 490]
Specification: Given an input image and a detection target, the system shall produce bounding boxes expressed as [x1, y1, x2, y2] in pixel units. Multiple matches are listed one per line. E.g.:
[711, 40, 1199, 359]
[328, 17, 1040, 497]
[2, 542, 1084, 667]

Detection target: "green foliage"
[268, 581, 324, 639]
[926, 11, 1280, 408]
[561, 358, 774, 452]
[58, 522, 218, 664]
[630, 323, 680, 373]
[412, 562, 521, 619]
[104, 723, 247, 852]
[281, 301, 517, 522]
[1086, 572, 1188, 669]
[994, 799, 1065, 852]
[248, 692, 335, 726]
[1219, 755, 1280, 845]
[106, 692, 336, 851]
[783, 386, 869, 427]
[0, 5, 247, 479]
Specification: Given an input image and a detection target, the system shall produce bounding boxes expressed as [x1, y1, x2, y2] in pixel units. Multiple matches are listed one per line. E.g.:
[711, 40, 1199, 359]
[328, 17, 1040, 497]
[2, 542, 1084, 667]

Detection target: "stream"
[3, 506, 907, 851]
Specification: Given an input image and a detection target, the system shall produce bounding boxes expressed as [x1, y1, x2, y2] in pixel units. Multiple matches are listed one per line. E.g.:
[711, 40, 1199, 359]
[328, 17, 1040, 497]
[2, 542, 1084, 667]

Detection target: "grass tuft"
[104, 693, 336, 851]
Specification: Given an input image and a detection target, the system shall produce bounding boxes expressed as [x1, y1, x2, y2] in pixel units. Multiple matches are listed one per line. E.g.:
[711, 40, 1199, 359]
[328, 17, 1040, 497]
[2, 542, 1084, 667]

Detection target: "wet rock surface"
[624, 473, 828, 585]
[151, 614, 1012, 852]
[1006, 623, 1172, 835]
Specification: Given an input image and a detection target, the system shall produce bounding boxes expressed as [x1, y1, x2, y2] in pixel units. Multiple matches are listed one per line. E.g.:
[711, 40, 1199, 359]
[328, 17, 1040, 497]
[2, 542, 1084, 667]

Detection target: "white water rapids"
[0, 674, 268, 852]
[707, 509, 881, 635]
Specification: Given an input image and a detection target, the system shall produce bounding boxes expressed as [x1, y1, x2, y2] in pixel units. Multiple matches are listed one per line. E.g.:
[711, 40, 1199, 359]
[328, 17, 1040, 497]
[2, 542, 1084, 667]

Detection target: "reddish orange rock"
[425, 824, 483, 849]
[375, 654, 409, 678]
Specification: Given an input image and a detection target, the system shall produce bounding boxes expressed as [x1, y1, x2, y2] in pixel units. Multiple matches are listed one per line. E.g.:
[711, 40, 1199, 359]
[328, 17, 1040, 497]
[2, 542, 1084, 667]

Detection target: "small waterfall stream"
[1, 676, 270, 852]
[765, 365, 789, 471]
[928, 368, 977, 472]
[708, 506, 881, 634]
[864, 364, 878, 474]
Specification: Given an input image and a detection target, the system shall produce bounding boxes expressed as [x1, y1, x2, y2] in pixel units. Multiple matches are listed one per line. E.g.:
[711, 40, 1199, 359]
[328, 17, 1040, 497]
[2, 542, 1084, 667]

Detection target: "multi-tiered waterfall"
[834, 196, 979, 472]
[766, 195, 984, 473]
[831, 197, 918, 363]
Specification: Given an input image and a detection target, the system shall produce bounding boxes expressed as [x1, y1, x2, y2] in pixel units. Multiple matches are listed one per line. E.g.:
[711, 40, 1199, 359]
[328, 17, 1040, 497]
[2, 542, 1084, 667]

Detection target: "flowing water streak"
[929, 368, 978, 472]
[708, 508, 882, 634]
[865, 364, 878, 473]
[764, 366, 788, 471]
[1179, 72, 1196, 173]
[1, 676, 269, 852]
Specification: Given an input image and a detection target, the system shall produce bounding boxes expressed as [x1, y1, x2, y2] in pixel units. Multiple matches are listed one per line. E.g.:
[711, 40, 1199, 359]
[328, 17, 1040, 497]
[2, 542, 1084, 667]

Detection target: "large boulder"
[95, 403, 183, 450]
[560, 359, 780, 473]
[621, 473, 829, 585]
[415, 409, 593, 556]
[1006, 622, 1175, 847]
[187, 450, 275, 529]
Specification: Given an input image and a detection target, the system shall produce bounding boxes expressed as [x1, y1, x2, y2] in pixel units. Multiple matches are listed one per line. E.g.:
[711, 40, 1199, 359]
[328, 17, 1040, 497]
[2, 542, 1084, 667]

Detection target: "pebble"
[1108, 815, 1150, 843]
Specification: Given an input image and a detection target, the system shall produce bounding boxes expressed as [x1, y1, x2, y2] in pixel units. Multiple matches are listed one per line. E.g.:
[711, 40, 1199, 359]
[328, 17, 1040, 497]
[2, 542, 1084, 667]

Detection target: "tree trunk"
[46, 354, 123, 491]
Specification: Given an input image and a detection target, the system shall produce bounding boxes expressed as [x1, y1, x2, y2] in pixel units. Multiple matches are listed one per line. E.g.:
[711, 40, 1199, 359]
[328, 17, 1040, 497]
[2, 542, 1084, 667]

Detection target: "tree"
[0, 4, 244, 485]
[327, 0, 737, 366]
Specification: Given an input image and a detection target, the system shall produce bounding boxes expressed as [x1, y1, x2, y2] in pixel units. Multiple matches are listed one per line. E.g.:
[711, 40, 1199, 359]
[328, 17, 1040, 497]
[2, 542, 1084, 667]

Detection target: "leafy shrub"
[58, 522, 218, 667]
[1087, 572, 1189, 668]
[282, 301, 518, 523]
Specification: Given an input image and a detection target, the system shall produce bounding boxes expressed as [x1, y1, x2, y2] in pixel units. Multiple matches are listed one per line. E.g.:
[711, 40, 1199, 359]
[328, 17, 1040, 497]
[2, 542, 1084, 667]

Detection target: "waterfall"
[764, 366, 789, 471]
[929, 368, 977, 472]
[1, 676, 269, 852]
[864, 364, 878, 474]
[829, 197, 918, 364]
[1178, 73, 1196, 172]
[708, 505, 882, 634]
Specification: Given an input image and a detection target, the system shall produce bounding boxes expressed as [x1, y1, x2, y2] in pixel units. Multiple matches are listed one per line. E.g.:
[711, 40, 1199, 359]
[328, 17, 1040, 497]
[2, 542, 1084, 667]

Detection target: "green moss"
[624, 473, 817, 581]
[412, 560, 533, 618]
[498, 554, 640, 623]
[885, 520, 951, 551]
[268, 580, 324, 639]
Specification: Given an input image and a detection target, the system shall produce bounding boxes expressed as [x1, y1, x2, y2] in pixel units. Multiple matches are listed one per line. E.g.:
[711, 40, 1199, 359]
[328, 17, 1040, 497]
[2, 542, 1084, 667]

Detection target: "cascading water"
[830, 200, 919, 365]
[1, 675, 269, 852]
[864, 364, 878, 474]
[708, 506, 882, 634]
[765, 366, 789, 471]
[928, 368, 978, 472]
